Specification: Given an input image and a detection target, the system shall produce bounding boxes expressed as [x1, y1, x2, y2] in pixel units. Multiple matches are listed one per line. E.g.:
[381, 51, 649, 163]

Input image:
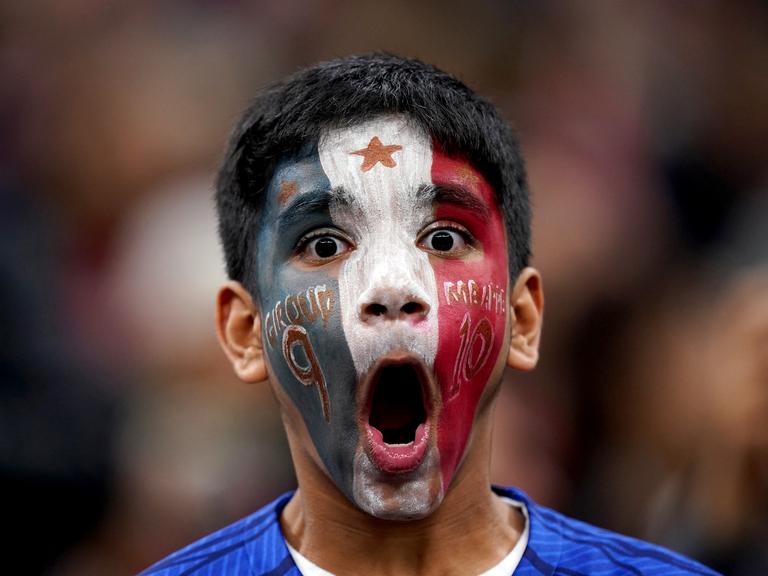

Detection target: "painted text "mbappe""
[443, 280, 505, 315]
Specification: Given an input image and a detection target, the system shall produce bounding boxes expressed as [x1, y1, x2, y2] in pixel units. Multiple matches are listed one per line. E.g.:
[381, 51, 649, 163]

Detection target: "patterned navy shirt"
[141, 486, 720, 575]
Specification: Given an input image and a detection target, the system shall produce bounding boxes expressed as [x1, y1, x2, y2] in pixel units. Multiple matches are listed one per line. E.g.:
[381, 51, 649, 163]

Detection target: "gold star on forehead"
[350, 136, 402, 172]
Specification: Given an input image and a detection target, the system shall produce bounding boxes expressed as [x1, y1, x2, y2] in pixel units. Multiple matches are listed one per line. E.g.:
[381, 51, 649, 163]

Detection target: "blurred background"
[1, 0, 766, 573]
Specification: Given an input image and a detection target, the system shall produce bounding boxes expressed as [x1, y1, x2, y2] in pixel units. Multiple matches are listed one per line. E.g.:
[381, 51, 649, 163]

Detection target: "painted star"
[350, 136, 403, 172]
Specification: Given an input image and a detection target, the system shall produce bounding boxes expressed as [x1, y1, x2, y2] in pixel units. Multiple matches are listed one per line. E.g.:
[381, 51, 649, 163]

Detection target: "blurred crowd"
[0, 1, 765, 574]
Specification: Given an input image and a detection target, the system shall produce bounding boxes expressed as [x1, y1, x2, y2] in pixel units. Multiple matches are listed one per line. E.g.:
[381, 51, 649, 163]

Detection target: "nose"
[359, 287, 430, 324]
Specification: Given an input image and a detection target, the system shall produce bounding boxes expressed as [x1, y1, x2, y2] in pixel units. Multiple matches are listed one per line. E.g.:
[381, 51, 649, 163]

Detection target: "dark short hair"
[216, 53, 531, 291]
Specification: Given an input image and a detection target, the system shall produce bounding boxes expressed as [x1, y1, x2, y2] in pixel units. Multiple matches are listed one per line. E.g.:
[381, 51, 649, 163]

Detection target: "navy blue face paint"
[255, 146, 358, 501]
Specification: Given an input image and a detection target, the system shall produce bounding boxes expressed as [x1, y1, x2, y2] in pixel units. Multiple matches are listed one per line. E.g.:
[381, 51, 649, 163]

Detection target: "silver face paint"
[319, 117, 440, 377]
[352, 443, 444, 519]
[318, 116, 443, 516]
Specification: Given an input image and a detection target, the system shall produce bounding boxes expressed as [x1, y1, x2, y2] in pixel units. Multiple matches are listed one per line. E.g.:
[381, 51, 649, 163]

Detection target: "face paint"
[257, 117, 509, 520]
[429, 146, 509, 488]
[318, 119, 442, 518]
[256, 148, 359, 497]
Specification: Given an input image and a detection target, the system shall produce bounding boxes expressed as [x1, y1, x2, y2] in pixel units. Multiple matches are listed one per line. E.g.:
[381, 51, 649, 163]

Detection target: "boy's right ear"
[215, 281, 268, 383]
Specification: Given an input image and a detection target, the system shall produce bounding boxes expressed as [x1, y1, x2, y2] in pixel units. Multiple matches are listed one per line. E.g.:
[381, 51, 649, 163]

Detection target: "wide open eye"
[418, 224, 473, 256]
[297, 229, 354, 263]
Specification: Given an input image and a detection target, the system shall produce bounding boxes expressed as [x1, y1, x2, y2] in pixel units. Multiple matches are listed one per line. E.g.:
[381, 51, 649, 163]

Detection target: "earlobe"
[506, 267, 544, 372]
[215, 281, 269, 383]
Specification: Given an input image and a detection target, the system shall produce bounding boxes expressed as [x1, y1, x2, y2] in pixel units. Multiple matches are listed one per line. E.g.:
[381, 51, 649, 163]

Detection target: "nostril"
[360, 295, 430, 322]
[365, 303, 388, 317]
[401, 301, 425, 316]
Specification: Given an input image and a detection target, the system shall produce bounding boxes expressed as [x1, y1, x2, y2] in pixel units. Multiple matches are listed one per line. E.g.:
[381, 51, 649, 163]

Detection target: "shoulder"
[494, 486, 722, 576]
[139, 491, 299, 576]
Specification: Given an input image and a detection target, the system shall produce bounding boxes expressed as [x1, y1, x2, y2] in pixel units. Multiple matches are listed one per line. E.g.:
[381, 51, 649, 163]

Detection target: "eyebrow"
[277, 186, 359, 229]
[418, 184, 491, 219]
[277, 189, 334, 229]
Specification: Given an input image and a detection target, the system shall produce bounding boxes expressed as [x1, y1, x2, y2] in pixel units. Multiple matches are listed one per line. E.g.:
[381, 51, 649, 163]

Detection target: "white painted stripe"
[318, 116, 439, 376]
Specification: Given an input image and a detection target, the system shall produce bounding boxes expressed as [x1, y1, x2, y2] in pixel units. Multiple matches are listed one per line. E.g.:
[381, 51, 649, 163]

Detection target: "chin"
[351, 445, 444, 521]
[347, 352, 447, 520]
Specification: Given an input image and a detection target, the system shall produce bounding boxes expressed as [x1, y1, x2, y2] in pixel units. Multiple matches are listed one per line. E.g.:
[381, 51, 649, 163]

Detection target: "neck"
[280, 414, 524, 576]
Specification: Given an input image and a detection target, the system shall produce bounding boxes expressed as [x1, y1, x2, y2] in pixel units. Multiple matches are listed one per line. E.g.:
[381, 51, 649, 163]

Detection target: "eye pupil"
[315, 237, 338, 258]
[430, 231, 454, 251]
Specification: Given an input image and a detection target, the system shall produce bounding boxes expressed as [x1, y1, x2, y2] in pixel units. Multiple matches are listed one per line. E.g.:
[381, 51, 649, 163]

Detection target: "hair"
[216, 53, 531, 292]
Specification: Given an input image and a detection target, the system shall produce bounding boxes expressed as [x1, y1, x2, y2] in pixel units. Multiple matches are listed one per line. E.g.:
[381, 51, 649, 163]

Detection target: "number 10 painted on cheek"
[449, 313, 494, 401]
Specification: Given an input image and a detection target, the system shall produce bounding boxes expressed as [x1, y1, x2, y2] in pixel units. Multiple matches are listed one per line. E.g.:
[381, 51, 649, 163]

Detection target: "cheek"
[263, 283, 337, 421]
[259, 265, 360, 494]
[261, 282, 348, 417]
[261, 275, 340, 425]
[431, 247, 508, 487]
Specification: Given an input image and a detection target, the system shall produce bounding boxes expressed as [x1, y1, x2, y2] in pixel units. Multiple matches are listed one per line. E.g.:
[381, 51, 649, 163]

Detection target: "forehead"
[319, 116, 432, 196]
[265, 115, 499, 218]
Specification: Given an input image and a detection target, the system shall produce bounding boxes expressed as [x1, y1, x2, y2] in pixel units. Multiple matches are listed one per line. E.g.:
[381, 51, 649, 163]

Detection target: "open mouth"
[363, 357, 432, 474]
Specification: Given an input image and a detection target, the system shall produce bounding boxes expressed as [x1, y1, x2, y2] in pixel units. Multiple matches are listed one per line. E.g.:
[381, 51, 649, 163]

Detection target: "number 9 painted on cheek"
[282, 325, 331, 422]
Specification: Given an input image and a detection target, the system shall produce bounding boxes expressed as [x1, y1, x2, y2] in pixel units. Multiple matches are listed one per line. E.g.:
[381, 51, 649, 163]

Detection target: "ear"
[506, 267, 544, 371]
[215, 281, 268, 383]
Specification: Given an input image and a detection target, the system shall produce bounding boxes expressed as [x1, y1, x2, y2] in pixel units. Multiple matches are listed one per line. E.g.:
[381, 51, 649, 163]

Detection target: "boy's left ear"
[506, 267, 544, 371]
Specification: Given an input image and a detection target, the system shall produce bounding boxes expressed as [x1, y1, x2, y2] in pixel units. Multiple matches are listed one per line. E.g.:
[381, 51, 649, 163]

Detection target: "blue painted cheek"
[261, 266, 359, 499]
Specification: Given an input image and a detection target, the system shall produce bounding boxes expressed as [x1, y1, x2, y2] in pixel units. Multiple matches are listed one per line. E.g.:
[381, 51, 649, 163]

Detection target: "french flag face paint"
[256, 116, 509, 519]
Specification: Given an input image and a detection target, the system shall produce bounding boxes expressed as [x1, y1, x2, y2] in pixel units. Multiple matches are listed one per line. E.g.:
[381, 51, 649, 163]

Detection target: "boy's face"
[255, 116, 510, 519]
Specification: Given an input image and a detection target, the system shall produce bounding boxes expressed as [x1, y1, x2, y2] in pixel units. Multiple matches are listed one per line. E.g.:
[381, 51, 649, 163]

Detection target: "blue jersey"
[140, 486, 720, 575]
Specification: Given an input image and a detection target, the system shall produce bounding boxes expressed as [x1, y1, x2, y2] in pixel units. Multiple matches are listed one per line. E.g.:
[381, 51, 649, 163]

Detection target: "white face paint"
[318, 116, 439, 378]
[318, 116, 443, 517]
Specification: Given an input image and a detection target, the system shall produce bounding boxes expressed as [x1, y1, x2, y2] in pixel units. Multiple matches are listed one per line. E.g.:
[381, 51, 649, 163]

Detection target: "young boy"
[142, 54, 718, 575]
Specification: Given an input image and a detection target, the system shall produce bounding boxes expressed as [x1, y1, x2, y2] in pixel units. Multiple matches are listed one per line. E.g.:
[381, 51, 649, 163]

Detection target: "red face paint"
[430, 147, 509, 490]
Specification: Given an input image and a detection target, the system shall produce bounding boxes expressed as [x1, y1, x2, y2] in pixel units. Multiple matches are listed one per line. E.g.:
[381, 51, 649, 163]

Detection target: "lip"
[360, 352, 435, 474]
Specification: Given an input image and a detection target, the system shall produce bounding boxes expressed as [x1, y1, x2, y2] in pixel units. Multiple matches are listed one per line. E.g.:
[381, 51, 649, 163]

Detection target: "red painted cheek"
[430, 149, 509, 490]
